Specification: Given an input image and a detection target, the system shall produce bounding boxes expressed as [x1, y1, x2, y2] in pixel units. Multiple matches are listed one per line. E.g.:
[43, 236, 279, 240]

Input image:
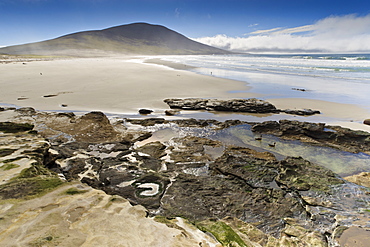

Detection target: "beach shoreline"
[1, 55, 370, 131]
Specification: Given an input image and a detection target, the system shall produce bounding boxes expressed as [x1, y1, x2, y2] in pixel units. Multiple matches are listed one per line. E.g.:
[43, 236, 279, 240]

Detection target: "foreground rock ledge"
[1, 109, 369, 246]
[164, 98, 321, 115]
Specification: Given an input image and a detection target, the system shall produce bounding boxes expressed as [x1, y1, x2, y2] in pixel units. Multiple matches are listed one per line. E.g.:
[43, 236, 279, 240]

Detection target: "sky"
[1, 0, 370, 53]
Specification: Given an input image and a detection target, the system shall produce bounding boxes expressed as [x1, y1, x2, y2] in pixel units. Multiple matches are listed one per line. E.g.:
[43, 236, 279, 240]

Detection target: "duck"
[254, 136, 262, 141]
[268, 142, 276, 147]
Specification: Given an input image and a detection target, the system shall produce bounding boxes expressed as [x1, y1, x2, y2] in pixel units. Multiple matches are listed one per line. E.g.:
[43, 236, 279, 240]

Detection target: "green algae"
[277, 157, 344, 192]
[16, 163, 54, 179]
[0, 164, 64, 200]
[196, 220, 248, 247]
[1, 156, 26, 163]
[154, 216, 183, 231]
[0, 148, 16, 157]
[0, 122, 34, 133]
[0, 163, 20, 170]
[0, 177, 63, 200]
[29, 235, 60, 247]
[63, 187, 88, 195]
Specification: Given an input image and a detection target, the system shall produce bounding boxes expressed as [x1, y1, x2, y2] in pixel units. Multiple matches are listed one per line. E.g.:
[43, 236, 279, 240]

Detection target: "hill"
[0, 23, 231, 56]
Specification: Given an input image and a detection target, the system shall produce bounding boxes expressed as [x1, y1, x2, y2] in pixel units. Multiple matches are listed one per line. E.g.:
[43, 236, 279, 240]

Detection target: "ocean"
[160, 54, 370, 109]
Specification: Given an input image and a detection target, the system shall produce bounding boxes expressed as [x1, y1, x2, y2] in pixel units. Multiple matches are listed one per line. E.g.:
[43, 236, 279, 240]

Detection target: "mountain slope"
[0, 23, 231, 56]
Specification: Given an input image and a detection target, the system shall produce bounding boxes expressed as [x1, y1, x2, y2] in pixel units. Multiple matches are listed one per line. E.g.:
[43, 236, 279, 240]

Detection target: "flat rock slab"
[164, 98, 320, 115]
[164, 98, 279, 113]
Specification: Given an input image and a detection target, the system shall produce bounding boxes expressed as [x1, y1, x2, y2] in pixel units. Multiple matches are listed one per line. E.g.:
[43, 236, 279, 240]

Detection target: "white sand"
[0, 57, 249, 113]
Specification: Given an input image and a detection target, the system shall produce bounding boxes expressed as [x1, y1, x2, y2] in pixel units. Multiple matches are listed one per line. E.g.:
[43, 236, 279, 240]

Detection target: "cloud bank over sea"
[193, 14, 370, 53]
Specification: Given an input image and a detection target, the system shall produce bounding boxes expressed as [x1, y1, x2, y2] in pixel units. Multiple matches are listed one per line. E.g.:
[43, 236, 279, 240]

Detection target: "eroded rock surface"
[0, 121, 219, 247]
[1, 109, 369, 246]
[252, 120, 370, 154]
[164, 98, 321, 115]
[164, 98, 279, 113]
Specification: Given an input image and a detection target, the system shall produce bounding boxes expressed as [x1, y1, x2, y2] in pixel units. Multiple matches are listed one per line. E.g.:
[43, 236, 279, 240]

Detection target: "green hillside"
[0, 23, 231, 56]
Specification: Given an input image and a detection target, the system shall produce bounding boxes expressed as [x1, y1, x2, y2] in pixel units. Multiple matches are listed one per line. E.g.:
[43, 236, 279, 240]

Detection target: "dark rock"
[164, 98, 279, 113]
[139, 109, 153, 115]
[56, 112, 75, 118]
[80, 111, 108, 123]
[276, 157, 344, 192]
[364, 119, 370, 125]
[126, 118, 166, 126]
[15, 107, 37, 115]
[251, 121, 280, 133]
[281, 109, 320, 116]
[164, 98, 321, 116]
[70, 111, 122, 143]
[136, 155, 163, 172]
[61, 158, 89, 181]
[211, 147, 278, 188]
[135, 141, 166, 159]
[0, 122, 34, 133]
[168, 136, 222, 164]
[0, 148, 16, 157]
[130, 132, 153, 142]
[4, 107, 16, 111]
[292, 88, 306, 92]
[102, 172, 171, 209]
[164, 109, 180, 116]
[164, 98, 207, 110]
[111, 141, 132, 152]
[161, 173, 304, 236]
[171, 118, 211, 128]
[252, 120, 370, 153]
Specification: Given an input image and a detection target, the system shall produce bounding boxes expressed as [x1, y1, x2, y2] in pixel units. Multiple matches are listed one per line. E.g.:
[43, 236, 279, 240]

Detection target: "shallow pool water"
[136, 123, 370, 177]
[211, 125, 370, 177]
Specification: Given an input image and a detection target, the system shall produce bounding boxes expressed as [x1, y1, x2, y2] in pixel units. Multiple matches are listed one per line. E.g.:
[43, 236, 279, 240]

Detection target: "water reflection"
[211, 125, 370, 177]
[136, 123, 370, 177]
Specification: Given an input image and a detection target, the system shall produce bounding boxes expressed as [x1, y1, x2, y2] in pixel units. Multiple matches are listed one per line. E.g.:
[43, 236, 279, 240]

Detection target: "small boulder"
[363, 119, 370, 125]
[139, 109, 153, 115]
[282, 109, 320, 116]
[165, 109, 180, 116]
[15, 107, 37, 115]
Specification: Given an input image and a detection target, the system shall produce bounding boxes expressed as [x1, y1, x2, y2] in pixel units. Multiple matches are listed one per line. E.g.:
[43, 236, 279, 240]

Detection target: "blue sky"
[1, 0, 370, 53]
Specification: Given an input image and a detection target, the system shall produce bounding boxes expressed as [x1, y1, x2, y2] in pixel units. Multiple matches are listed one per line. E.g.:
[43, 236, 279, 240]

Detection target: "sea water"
[160, 54, 370, 108]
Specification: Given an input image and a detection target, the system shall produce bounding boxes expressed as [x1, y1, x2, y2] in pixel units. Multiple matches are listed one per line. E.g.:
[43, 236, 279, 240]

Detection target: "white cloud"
[248, 23, 259, 28]
[193, 14, 370, 53]
[249, 27, 282, 35]
[271, 25, 315, 35]
[175, 8, 180, 18]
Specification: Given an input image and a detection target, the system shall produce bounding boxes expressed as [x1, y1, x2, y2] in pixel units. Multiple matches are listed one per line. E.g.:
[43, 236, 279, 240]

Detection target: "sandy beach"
[1, 56, 370, 131]
[0, 57, 250, 112]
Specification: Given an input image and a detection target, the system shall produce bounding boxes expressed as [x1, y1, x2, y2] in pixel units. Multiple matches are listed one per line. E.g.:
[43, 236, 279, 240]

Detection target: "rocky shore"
[164, 98, 321, 115]
[0, 107, 369, 246]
